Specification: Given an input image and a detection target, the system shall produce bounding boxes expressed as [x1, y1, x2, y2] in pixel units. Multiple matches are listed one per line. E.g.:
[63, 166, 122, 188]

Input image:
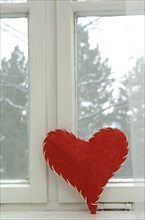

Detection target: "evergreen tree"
[127, 57, 144, 177]
[77, 24, 129, 140]
[0, 29, 143, 180]
[128, 57, 144, 134]
[0, 46, 28, 179]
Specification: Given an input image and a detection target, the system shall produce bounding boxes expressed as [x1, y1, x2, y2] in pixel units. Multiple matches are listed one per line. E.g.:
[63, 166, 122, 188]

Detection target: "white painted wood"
[58, 180, 144, 203]
[45, 0, 58, 203]
[1, 0, 144, 208]
[0, 3, 29, 17]
[0, 0, 47, 203]
[1, 211, 144, 220]
[58, 178, 144, 204]
[28, 0, 47, 203]
[72, 0, 145, 15]
[1, 184, 31, 203]
[56, 0, 77, 205]
[0, 180, 28, 184]
[1, 201, 144, 212]
[56, 0, 76, 133]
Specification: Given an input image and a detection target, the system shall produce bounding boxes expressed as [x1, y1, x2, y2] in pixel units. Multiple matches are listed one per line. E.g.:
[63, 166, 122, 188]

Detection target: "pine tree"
[127, 57, 144, 177]
[77, 24, 129, 140]
[0, 46, 28, 179]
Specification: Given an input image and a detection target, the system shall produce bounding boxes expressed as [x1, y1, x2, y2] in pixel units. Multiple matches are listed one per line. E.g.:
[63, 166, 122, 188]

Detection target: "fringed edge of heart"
[43, 130, 100, 206]
[43, 147, 102, 212]
[44, 151, 86, 199]
[43, 127, 129, 214]
[43, 158, 129, 209]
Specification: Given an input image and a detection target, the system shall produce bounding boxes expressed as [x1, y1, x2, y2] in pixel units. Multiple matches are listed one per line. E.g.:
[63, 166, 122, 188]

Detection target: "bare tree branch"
[79, 102, 128, 121]
[1, 81, 27, 93]
[78, 18, 101, 32]
[1, 97, 27, 111]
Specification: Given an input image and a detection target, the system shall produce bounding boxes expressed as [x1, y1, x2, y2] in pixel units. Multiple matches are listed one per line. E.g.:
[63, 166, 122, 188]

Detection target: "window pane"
[0, 0, 27, 3]
[0, 18, 29, 181]
[76, 16, 144, 178]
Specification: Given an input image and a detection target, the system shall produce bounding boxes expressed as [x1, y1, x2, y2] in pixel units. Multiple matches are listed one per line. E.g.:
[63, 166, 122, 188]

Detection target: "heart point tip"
[90, 209, 97, 214]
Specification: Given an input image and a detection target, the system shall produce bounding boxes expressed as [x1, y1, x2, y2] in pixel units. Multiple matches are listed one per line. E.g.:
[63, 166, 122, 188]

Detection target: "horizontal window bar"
[0, 179, 29, 184]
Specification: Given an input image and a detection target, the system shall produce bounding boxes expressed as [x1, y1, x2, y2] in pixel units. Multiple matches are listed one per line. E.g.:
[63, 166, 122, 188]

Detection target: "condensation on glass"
[0, 18, 29, 181]
[76, 15, 144, 178]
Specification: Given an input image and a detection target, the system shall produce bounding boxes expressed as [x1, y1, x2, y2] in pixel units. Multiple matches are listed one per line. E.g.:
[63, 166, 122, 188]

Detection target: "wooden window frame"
[0, 0, 47, 203]
[0, 0, 144, 209]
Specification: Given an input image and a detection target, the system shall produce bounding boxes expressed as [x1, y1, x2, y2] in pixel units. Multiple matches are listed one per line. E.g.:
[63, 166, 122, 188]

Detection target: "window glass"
[76, 15, 144, 178]
[0, 18, 29, 181]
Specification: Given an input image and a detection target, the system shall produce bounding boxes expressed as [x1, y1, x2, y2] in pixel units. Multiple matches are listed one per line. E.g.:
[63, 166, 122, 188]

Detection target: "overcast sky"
[78, 15, 144, 77]
[0, 15, 144, 78]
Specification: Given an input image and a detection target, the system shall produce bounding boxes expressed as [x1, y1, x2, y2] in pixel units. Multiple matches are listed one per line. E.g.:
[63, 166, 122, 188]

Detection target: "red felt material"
[43, 128, 128, 214]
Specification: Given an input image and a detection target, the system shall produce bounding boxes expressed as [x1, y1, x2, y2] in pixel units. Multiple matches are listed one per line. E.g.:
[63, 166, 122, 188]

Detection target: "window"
[0, 0, 144, 212]
[56, 0, 144, 205]
[1, 17, 29, 181]
[76, 15, 144, 180]
[0, 0, 47, 203]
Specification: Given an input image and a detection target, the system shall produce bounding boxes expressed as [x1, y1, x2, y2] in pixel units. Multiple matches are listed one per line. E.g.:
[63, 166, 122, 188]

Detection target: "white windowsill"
[1, 211, 144, 220]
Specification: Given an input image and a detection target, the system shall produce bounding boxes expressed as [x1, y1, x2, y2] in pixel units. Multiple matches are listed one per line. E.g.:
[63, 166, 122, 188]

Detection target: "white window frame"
[0, 0, 47, 203]
[0, 0, 144, 211]
[56, 0, 145, 205]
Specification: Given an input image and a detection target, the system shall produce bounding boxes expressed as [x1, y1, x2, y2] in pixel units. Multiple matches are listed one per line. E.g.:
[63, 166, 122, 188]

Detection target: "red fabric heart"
[43, 128, 128, 214]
